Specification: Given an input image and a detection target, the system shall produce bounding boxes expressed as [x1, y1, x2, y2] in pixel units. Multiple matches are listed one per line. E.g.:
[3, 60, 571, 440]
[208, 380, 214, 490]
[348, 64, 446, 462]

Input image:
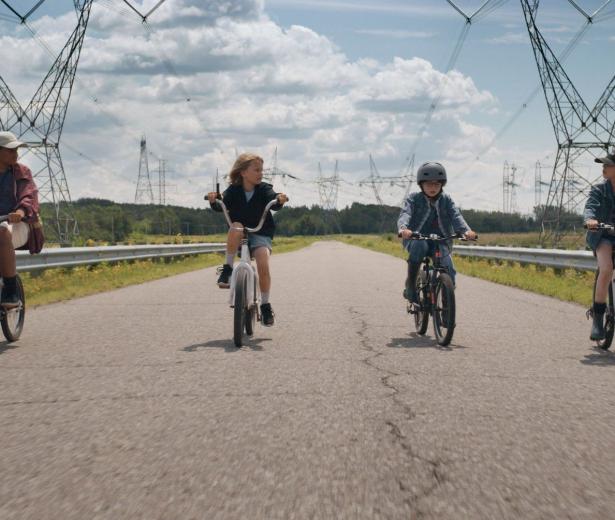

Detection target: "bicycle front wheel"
[592, 268, 615, 350]
[413, 268, 429, 335]
[1, 275, 25, 342]
[233, 269, 248, 347]
[432, 273, 455, 346]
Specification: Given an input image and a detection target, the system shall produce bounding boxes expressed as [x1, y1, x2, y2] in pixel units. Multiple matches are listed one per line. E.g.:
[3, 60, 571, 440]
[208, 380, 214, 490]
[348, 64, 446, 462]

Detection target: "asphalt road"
[1, 241, 613, 519]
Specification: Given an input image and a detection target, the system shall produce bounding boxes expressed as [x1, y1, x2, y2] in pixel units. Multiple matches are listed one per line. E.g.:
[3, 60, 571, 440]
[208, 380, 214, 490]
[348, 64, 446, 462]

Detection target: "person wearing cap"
[0, 131, 40, 307]
[583, 148, 615, 340]
[397, 162, 477, 303]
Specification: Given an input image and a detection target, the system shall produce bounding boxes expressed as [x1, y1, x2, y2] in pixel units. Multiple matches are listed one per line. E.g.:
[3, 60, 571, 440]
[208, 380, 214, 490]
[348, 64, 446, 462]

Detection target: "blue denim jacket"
[397, 191, 470, 248]
[583, 179, 615, 251]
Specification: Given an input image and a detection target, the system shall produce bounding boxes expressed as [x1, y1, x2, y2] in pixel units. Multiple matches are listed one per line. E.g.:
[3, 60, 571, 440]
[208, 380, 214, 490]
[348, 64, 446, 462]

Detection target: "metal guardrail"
[454, 245, 595, 271]
[15, 243, 226, 272]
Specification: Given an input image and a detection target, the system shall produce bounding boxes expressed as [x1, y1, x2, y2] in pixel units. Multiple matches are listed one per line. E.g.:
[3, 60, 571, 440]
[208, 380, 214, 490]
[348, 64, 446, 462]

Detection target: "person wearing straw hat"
[0, 131, 40, 307]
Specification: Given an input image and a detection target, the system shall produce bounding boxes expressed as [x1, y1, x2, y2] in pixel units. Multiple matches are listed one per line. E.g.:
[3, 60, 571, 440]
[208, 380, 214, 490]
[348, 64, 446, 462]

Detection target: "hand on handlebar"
[277, 193, 289, 205]
[398, 229, 413, 240]
[463, 230, 478, 241]
[585, 219, 600, 230]
[206, 192, 220, 204]
[8, 210, 24, 224]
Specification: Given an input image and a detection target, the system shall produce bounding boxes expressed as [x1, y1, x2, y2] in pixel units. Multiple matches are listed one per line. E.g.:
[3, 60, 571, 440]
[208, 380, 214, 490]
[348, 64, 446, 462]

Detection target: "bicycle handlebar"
[584, 222, 615, 231]
[212, 198, 281, 234]
[397, 231, 478, 242]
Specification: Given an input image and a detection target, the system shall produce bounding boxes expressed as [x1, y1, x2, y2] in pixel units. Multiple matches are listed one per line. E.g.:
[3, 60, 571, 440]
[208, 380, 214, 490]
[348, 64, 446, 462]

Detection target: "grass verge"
[336, 234, 593, 307]
[24, 236, 318, 307]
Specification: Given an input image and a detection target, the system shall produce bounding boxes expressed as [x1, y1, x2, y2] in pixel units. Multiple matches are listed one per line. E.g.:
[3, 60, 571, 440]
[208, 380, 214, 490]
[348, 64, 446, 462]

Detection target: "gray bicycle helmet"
[416, 162, 447, 186]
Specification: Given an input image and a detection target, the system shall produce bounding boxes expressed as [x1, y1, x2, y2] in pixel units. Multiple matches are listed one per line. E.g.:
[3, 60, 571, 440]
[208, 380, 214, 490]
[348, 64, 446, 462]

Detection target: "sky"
[0, 0, 614, 215]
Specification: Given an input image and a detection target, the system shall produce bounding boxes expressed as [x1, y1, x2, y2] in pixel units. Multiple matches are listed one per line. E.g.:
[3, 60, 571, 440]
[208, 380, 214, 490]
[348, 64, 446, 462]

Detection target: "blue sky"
[0, 0, 614, 214]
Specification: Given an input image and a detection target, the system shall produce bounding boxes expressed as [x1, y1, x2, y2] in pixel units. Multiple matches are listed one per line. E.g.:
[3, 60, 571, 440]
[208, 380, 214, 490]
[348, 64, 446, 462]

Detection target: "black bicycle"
[586, 222, 615, 350]
[404, 232, 476, 346]
[0, 215, 26, 342]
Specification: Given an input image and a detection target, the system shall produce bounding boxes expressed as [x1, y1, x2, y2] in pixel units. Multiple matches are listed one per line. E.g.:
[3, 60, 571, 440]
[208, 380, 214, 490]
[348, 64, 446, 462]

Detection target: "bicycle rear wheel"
[233, 269, 248, 347]
[413, 268, 429, 335]
[592, 269, 615, 350]
[432, 273, 455, 346]
[1, 275, 25, 342]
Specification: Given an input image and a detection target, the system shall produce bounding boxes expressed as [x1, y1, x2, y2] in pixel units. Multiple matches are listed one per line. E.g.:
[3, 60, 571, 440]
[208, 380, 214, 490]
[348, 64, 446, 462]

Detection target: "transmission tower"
[135, 135, 154, 204]
[0, 0, 94, 242]
[502, 161, 520, 213]
[359, 154, 415, 206]
[317, 161, 342, 233]
[521, 0, 615, 243]
[534, 161, 550, 208]
[152, 159, 170, 206]
[263, 147, 298, 185]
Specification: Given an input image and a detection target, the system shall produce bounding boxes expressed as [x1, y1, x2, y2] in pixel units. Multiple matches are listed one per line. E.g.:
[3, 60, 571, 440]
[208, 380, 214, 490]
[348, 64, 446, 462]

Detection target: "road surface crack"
[349, 306, 448, 516]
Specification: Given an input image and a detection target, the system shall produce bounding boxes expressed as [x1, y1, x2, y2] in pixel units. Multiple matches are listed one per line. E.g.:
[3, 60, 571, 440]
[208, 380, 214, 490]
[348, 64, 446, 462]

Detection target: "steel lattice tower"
[0, 0, 94, 241]
[502, 161, 520, 213]
[317, 161, 342, 233]
[521, 0, 615, 242]
[135, 135, 154, 204]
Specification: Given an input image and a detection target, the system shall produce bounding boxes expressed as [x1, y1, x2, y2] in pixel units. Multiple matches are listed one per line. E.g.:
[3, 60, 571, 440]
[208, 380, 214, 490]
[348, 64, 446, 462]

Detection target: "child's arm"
[583, 185, 602, 228]
[262, 185, 287, 210]
[397, 196, 413, 235]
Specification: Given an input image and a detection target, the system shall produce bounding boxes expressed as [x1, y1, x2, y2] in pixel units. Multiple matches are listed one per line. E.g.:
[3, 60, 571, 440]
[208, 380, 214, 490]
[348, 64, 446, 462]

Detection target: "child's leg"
[225, 222, 243, 264]
[405, 241, 428, 299]
[253, 247, 271, 297]
[595, 242, 614, 303]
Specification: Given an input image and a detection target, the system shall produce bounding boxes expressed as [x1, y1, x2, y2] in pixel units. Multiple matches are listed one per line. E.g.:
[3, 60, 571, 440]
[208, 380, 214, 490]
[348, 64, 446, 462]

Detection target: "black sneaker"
[1, 286, 20, 308]
[216, 264, 233, 288]
[260, 303, 275, 326]
[403, 287, 419, 304]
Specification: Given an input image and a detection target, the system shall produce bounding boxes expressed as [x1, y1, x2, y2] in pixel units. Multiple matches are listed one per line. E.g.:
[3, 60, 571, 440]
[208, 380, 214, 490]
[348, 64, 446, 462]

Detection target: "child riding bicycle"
[397, 162, 476, 303]
[207, 153, 288, 326]
[583, 148, 615, 341]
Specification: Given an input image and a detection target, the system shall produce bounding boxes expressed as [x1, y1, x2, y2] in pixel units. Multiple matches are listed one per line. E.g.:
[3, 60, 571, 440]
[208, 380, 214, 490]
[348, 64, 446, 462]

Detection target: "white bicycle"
[214, 198, 280, 347]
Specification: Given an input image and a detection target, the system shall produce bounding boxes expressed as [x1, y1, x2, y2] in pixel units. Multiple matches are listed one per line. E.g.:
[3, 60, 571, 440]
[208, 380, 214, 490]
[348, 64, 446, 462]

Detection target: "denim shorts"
[597, 236, 615, 249]
[248, 233, 272, 253]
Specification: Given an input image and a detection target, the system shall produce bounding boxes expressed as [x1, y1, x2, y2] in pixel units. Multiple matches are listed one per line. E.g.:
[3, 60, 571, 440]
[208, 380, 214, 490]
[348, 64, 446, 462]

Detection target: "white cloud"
[1, 0, 502, 211]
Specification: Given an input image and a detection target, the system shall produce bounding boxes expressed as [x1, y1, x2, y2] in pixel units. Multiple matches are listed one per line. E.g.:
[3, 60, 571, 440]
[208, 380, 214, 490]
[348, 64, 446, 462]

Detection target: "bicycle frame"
[214, 198, 279, 310]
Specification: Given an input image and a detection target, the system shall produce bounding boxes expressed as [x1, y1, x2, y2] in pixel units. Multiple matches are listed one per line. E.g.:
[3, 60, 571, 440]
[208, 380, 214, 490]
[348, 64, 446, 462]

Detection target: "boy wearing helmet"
[397, 162, 477, 303]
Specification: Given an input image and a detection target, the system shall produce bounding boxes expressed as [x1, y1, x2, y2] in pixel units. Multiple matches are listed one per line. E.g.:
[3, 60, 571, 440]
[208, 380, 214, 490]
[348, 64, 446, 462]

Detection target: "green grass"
[24, 236, 318, 307]
[336, 234, 593, 307]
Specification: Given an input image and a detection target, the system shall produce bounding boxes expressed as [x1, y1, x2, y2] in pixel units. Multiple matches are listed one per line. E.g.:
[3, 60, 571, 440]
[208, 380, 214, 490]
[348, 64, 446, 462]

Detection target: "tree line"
[39, 198, 583, 243]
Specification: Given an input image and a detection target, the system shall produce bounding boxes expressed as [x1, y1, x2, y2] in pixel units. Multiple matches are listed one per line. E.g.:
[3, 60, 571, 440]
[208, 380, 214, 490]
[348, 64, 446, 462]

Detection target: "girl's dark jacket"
[210, 183, 283, 238]
[583, 179, 615, 250]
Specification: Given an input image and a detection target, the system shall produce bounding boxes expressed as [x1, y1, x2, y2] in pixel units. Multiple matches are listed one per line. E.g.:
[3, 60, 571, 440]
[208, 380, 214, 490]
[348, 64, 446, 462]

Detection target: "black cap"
[595, 151, 615, 166]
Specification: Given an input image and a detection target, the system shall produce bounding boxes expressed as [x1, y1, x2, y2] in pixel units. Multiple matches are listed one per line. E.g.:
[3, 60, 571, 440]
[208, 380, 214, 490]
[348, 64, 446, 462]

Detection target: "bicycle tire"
[414, 268, 429, 335]
[245, 306, 256, 336]
[1, 275, 25, 342]
[592, 269, 615, 350]
[233, 269, 248, 347]
[432, 273, 455, 346]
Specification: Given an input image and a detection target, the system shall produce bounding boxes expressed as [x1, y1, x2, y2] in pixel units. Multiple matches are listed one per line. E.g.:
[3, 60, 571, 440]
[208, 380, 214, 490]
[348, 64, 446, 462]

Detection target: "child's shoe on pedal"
[216, 264, 233, 288]
[260, 303, 275, 326]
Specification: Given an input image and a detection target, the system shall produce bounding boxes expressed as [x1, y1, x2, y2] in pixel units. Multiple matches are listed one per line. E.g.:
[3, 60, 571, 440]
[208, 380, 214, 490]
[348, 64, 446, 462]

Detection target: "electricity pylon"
[521, 0, 615, 243]
[0, 0, 94, 241]
[503, 161, 520, 213]
[135, 135, 154, 204]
